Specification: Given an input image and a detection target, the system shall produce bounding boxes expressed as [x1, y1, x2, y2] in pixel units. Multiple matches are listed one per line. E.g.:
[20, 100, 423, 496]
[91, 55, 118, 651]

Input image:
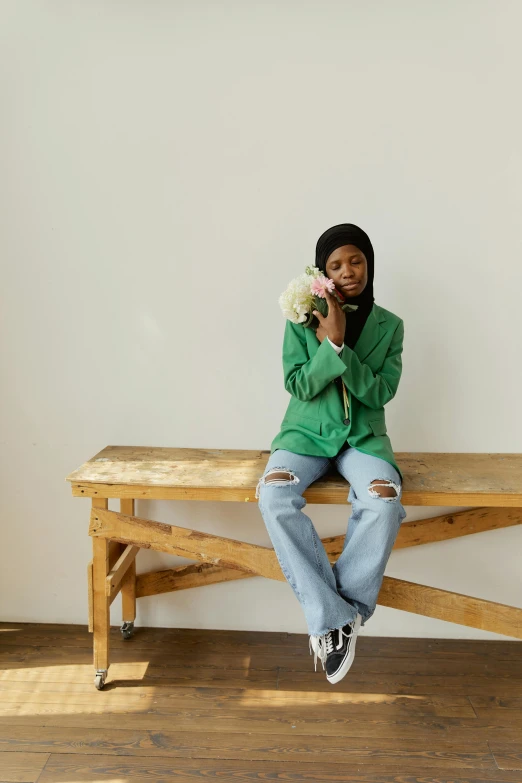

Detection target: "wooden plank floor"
[0, 622, 521, 782]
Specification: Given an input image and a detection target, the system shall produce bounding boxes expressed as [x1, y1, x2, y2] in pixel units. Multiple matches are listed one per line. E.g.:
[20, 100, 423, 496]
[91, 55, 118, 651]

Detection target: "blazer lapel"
[352, 303, 387, 363]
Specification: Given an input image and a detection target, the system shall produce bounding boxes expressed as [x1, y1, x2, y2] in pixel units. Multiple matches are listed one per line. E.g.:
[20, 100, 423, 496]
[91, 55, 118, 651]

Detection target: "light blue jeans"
[255, 446, 407, 636]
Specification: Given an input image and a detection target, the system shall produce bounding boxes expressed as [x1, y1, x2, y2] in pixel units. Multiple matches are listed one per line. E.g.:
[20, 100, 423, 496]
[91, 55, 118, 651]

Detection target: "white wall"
[1, 1, 521, 639]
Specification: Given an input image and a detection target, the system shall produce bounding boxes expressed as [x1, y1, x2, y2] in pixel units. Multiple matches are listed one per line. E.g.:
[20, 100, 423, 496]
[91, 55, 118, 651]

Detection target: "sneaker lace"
[309, 623, 355, 672]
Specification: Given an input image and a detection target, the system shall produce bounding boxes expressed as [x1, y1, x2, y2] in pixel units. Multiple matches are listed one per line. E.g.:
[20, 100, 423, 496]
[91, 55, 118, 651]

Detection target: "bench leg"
[92, 498, 110, 689]
[87, 559, 94, 633]
[120, 499, 136, 640]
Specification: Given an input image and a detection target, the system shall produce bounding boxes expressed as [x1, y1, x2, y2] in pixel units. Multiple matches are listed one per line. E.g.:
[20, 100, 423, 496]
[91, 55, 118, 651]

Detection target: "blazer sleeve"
[338, 318, 404, 409]
[282, 319, 347, 401]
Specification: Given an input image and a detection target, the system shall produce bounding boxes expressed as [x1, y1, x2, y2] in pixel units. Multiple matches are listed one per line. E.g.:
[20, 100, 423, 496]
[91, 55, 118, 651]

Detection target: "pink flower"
[310, 274, 335, 298]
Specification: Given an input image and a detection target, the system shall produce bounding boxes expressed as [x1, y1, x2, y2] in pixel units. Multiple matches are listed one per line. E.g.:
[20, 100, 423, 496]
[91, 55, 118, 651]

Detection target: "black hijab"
[315, 223, 375, 350]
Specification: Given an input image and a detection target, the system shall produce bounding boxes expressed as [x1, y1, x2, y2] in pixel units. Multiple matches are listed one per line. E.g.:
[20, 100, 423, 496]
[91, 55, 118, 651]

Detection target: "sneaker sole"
[326, 613, 362, 684]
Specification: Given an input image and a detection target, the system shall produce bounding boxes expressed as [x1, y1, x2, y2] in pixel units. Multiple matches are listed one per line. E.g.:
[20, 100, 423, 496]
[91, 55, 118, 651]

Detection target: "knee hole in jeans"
[368, 477, 401, 501]
[255, 467, 300, 499]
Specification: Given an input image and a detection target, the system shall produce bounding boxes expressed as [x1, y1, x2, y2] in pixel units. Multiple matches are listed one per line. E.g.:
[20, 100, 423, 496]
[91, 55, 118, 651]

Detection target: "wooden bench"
[66, 445, 522, 689]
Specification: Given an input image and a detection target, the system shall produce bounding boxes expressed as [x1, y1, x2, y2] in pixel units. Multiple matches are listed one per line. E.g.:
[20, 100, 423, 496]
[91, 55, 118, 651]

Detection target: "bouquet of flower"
[278, 265, 359, 328]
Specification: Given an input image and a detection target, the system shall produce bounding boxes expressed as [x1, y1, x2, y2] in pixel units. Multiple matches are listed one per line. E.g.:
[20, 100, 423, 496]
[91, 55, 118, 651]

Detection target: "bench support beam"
[90, 506, 522, 641]
[135, 504, 522, 596]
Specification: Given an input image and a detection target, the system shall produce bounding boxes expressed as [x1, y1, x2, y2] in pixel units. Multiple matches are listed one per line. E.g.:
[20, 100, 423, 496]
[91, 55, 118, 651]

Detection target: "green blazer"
[269, 303, 405, 482]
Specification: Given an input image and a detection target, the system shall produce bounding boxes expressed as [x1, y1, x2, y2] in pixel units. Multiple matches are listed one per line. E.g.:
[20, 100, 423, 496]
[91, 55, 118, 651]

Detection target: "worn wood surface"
[119, 498, 136, 624]
[87, 559, 93, 633]
[0, 751, 50, 782]
[106, 544, 139, 600]
[91, 499, 110, 672]
[1, 622, 522, 782]
[66, 445, 522, 505]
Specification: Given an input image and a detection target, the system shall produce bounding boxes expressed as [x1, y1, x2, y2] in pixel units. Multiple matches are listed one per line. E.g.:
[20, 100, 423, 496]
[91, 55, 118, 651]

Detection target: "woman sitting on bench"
[255, 222, 407, 685]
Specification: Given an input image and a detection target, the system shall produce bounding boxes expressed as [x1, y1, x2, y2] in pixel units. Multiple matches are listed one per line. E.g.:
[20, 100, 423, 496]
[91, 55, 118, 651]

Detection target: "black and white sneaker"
[309, 612, 362, 684]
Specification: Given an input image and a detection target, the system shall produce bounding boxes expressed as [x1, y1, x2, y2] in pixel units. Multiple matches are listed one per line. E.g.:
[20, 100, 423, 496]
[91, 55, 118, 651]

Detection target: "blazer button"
[343, 417, 350, 425]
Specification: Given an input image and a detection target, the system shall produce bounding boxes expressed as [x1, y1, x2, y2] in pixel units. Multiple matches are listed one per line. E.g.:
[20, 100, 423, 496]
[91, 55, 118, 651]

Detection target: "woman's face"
[325, 244, 368, 297]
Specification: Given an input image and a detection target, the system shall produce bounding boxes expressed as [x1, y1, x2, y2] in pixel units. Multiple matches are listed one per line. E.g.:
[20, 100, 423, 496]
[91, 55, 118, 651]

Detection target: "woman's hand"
[313, 288, 346, 346]
[315, 323, 328, 343]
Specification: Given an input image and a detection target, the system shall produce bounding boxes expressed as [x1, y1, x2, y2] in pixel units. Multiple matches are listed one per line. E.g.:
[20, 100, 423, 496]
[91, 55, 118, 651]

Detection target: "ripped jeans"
[255, 446, 407, 637]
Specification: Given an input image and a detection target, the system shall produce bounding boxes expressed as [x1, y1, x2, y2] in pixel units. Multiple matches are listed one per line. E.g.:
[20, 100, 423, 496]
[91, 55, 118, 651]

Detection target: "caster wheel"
[121, 621, 134, 640]
[94, 670, 107, 690]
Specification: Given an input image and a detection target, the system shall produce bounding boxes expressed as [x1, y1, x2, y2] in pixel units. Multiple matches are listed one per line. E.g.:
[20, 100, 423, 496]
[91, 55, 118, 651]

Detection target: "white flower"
[278, 268, 319, 324]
